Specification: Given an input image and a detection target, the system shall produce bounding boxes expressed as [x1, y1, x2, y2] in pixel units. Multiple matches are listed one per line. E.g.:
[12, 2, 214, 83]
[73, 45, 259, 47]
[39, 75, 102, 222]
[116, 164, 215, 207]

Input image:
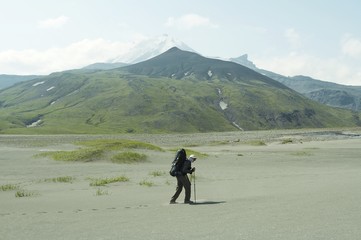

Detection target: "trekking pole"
[193, 171, 196, 203]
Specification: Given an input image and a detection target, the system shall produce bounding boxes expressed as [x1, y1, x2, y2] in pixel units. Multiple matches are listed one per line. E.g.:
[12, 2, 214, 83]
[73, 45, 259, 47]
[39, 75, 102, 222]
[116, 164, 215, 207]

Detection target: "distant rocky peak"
[230, 54, 257, 70]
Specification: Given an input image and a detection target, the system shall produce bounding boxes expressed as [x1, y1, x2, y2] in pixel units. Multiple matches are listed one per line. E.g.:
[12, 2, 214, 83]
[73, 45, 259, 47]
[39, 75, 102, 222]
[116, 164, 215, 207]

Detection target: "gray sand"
[1, 129, 361, 239]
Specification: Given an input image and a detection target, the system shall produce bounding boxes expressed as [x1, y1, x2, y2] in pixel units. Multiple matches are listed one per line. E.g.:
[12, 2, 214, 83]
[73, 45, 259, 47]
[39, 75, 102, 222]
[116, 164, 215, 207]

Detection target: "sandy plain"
[1, 129, 361, 240]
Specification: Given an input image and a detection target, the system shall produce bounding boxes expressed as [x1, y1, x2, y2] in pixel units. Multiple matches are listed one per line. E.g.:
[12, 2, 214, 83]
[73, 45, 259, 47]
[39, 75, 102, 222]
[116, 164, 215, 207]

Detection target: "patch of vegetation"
[291, 151, 312, 156]
[35, 139, 161, 164]
[89, 176, 129, 186]
[111, 152, 147, 164]
[15, 189, 39, 198]
[0, 184, 19, 191]
[95, 188, 109, 196]
[237, 153, 244, 156]
[281, 138, 293, 144]
[42, 176, 75, 183]
[77, 139, 163, 151]
[245, 140, 266, 146]
[139, 180, 154, 187]
[37, 148, 104, 162]
[209, 140, 230, 146]
[149, 170, 166, 177]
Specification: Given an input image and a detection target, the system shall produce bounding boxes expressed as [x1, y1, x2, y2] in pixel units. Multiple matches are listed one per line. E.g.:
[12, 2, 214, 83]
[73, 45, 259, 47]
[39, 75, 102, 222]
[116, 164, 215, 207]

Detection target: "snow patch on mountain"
[33, 81, 45, 87]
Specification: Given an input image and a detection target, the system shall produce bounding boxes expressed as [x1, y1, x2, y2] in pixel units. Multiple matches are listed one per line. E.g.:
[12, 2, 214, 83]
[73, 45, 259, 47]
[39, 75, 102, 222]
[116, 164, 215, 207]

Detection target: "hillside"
[0, 74, 41, 89]
[260, 71, 361, 111]
[0, 48, 360, 134]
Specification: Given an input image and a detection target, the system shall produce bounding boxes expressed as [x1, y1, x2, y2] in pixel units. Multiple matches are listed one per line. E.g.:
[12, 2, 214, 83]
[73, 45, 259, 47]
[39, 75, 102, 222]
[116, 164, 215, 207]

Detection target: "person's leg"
[182, 175, 192, 203]
[170, 176, 183, 203]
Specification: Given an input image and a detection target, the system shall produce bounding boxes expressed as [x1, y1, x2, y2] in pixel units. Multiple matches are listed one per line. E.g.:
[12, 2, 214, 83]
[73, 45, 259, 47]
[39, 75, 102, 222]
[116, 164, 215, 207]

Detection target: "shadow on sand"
[192, 201, 226, 205]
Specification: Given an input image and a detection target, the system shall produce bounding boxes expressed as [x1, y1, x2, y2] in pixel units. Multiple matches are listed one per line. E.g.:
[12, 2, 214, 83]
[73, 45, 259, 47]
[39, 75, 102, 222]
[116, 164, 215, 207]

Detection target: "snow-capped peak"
[110, 34, 194, 63]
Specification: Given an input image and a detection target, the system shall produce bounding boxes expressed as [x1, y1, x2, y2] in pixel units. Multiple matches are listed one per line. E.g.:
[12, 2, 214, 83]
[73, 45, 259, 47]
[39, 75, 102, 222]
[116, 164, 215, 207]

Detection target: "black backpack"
[169, 148, 187, 177]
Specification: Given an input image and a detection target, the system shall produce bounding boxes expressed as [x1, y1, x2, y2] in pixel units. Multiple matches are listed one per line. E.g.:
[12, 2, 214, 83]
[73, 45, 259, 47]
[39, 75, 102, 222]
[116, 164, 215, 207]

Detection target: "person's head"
[189, 154, 197, 162]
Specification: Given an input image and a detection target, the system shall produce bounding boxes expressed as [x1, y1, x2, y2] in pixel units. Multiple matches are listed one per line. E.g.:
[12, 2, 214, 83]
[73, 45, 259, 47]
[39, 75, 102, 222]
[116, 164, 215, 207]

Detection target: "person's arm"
[182, 160, 195, 174]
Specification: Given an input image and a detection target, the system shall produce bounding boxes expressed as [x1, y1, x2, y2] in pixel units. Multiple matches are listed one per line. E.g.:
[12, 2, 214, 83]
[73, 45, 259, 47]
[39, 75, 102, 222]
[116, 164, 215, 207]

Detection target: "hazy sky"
[1, 0, 361, 85]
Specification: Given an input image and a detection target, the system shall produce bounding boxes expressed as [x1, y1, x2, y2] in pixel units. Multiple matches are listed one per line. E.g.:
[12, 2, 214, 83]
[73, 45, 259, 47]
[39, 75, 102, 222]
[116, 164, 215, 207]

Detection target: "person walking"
[170, 154, 197, 204]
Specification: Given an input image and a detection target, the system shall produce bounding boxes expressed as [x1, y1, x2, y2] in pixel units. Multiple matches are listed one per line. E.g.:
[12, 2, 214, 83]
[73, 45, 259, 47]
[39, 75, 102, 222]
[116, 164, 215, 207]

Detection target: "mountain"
[0, 48, 360, 134]
[111, 34, 195, 64]
[258, 70, 361, 112]
[84, 34, 361, 111]
[229, 55, 361, 111]
[82, 62, 128, 70]
[0, 74, 41, 89]
[282, 75, 361, 111]
[229, 54, 257, 70]
[81, 35, 194, 71]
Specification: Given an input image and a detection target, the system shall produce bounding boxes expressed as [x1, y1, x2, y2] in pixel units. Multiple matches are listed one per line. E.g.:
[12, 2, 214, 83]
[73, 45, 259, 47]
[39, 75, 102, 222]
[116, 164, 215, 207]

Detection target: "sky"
[1, 0, 361, 86]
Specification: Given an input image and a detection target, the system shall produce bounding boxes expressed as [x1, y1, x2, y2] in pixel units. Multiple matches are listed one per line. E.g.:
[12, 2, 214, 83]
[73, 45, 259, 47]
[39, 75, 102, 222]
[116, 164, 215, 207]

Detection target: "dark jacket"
[181, 159, 193, 175]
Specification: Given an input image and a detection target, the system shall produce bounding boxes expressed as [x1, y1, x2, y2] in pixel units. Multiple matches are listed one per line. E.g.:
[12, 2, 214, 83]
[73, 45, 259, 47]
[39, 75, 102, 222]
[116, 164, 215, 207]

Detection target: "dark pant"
[170, 174, 191, 202]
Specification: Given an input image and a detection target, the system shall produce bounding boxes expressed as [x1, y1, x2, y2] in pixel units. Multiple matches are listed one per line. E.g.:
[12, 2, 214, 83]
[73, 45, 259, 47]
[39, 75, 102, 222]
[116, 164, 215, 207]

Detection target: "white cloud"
[341, 35, 361, 58]
[165, 14, 218, 30]
[0, 39, 133, 75]
[255, 52, 361, 86]
[285, 28, 301, 49]
[38, 15, 69, 29]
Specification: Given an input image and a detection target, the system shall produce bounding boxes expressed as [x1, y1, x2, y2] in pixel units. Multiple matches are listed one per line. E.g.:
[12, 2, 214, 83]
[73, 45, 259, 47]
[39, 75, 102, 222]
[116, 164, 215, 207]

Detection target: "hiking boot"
[184, 200, 194, 204]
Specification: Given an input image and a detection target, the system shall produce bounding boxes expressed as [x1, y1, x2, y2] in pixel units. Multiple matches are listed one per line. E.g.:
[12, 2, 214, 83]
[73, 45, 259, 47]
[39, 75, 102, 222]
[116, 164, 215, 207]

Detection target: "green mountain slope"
[0, 74, 41, 89]
[256, 69, 361, 111]
[0, 48, 360, 134]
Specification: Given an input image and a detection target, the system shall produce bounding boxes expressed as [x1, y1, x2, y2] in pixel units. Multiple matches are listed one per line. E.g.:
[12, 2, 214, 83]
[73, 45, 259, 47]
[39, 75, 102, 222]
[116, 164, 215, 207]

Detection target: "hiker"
[170, 154, 197, 204]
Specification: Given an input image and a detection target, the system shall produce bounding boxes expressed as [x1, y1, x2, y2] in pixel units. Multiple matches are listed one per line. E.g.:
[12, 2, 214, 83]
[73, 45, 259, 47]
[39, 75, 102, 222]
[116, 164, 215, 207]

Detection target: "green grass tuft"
[149, 170, 166, 177]
[139, 180, 154, 187]
[0, 184, 19, 191]
[281, 138, 294, 144]
[15, 189, 39, 198]
[95, 188, 109, 196]
[37, 148, 104, 162]
[291, 151, 312, 156]
[245, 140, 266, 146]
[43, 176, 75, 183]
[89, 176, 129, 186]
[111, 152, 147, 164]
[77, 139, 163, 151]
